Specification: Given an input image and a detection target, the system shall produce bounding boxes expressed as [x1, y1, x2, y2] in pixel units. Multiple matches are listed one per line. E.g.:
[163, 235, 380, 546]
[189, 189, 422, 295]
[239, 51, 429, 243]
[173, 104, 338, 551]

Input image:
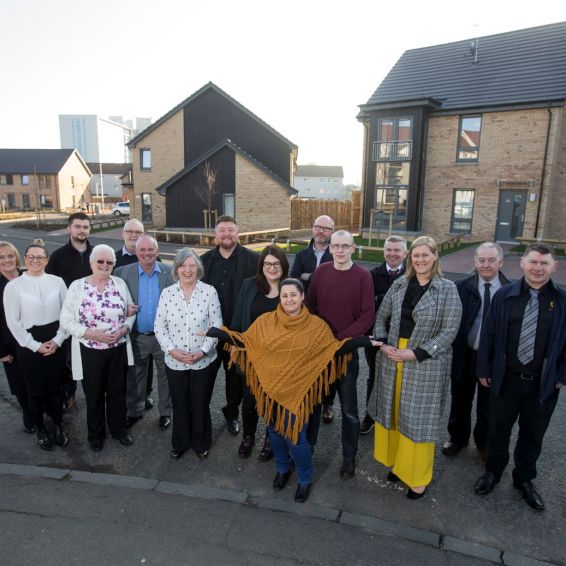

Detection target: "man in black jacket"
[443, 242, 508, 459]
[360, 235, 407, 434]
[201, 216, 259, 435]
[114, 218, 145, 268]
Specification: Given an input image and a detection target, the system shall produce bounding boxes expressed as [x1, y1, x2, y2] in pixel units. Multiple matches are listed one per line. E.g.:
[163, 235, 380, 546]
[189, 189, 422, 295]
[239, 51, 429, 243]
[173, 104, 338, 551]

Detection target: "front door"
[495, 190, 527, 242]
[141, 193, 152, 223]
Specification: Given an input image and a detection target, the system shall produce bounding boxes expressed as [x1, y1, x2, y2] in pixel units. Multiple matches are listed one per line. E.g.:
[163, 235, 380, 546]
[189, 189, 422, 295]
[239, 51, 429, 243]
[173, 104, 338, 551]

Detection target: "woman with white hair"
[60, 244, 136, 452]
[155, 248, 222, 460]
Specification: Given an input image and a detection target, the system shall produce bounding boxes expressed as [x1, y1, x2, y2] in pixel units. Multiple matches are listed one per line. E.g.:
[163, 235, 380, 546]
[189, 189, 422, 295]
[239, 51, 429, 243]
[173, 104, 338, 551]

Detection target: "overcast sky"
[1, 0, 565, 185]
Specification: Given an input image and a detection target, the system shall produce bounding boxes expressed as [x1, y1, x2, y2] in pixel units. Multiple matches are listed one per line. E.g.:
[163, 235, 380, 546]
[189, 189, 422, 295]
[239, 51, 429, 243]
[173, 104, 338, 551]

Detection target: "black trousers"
[486, 372, 559, 483]
[447, 348, 490, 449]
[80, 343, 128, 441]
[363, 345, 378, 416]
[166, 364, 215, 453]
[213, 346, 243, 421]
[242, 380, 259, 438]
[28, 390, 63, 431]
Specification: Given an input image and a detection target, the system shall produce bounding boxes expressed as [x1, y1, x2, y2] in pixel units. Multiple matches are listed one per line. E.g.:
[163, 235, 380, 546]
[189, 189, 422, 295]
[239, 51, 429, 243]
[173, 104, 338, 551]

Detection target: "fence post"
[286, 239, 291, 252]
[358, 245, 363, 259]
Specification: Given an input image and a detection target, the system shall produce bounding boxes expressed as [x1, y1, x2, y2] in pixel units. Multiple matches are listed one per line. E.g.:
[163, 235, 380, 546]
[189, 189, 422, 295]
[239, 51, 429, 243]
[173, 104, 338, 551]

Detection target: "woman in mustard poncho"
[206, 278, 380, 503]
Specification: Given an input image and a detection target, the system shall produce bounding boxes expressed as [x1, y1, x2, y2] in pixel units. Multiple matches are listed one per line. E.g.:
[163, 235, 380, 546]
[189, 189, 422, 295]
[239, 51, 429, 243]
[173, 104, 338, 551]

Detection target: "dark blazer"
[476, 278, 566, 401]
[451, 271, 509, 379]
[290, 238, 332, 293]
[114, 248, 163, 269]
[113, 262, 174, 306]
[201, 244, 259, 326]
[369, 262, 405, 313]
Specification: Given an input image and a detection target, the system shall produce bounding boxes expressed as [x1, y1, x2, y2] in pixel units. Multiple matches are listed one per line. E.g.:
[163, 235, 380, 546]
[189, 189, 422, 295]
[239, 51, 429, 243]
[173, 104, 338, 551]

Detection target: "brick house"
[0, 149, 91, 211]
[126, 82, 298, 230]
[357, 22, 566, 243]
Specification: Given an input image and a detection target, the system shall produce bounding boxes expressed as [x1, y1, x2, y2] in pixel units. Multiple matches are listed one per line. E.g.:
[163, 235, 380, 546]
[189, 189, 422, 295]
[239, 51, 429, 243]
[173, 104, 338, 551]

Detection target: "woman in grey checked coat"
[368, 236, 462, 499]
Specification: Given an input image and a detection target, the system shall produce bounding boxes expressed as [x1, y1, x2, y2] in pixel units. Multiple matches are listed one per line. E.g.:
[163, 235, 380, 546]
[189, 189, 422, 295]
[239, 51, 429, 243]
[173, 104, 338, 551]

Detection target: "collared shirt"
[506, 280, 555, 376]
[468, 275, 502, 350]
[136, 263, 162, 332]
[313, 245, 329, 268]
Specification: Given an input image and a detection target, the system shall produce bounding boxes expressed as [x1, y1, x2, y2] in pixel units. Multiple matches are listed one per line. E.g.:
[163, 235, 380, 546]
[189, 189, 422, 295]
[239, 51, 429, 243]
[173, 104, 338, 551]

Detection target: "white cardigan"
[60, 275, 136, 381]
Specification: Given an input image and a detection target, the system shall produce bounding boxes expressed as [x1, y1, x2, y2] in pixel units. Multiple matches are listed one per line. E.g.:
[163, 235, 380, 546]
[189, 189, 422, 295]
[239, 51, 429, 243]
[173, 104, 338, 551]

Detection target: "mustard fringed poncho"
[221, 304, 351, 444]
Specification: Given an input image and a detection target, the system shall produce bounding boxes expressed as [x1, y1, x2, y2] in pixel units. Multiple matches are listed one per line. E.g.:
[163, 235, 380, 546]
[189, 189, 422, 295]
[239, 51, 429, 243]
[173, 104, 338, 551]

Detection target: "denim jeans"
[268, 423, 312, 485]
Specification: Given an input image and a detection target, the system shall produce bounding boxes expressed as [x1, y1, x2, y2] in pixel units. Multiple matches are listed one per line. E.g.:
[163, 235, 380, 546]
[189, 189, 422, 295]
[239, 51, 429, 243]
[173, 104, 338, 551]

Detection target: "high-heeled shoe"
[406, 487, 427, 499]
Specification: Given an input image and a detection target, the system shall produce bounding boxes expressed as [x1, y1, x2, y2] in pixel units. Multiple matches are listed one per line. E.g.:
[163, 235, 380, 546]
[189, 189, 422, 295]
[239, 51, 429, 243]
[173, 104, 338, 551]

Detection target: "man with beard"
[46, 212, 93, 409]
[201, 216, 259, 434]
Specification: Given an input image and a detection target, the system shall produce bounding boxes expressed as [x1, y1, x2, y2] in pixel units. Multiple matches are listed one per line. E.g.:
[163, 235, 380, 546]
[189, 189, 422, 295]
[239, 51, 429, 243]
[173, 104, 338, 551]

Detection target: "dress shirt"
[468, 276, 502, 350]
[136, 263, 161, 332]
[154, 280, 222, 371]
[313, 246, 329, 268]
[3, 272, 69, 351]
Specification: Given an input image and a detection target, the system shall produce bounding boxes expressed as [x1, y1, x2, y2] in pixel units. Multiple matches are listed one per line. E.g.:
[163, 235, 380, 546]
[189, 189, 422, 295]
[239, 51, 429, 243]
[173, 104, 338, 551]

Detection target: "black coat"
[46, 239, 93, 287]
[451, 271, 509, 379]
[369, 262, 405, 314]
[289, 238, 332, 293]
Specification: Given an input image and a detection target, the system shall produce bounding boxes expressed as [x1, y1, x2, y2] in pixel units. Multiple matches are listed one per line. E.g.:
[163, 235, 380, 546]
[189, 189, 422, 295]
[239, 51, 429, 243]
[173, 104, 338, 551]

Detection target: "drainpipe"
[534, 104, 553, 239]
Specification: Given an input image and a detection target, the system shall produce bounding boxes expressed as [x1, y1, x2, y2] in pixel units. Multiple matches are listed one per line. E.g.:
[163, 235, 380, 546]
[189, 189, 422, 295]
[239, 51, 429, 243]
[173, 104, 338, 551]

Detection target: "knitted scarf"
[224, 304, 350, 443]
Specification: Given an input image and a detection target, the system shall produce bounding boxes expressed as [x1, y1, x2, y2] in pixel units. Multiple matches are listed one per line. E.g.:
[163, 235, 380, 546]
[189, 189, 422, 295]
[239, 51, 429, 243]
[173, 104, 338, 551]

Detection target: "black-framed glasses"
[263, 261, 282, 269]
[96, 259, 115, 266]
[25, 254, 47, 261]
[314, 225, 333, 232]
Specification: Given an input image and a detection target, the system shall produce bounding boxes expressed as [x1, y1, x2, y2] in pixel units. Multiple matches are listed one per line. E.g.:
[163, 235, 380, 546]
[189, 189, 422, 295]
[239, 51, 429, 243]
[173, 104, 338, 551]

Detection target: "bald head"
[122, 218, 144, 253]
[312, 215, 334, 249]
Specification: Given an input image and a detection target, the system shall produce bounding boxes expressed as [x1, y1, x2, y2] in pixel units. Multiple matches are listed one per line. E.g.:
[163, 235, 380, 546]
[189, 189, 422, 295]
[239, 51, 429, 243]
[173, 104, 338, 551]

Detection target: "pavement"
[1, 224, 565, 565]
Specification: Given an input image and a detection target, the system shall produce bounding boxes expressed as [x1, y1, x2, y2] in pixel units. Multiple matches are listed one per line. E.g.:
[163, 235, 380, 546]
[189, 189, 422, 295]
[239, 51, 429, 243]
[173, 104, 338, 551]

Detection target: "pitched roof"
[0, 148, 85, 174]
[128, 82, 297, 150]
[360, 21, 566, 112]
[155, 138, 298, 197]
[296, 165, 344, 178]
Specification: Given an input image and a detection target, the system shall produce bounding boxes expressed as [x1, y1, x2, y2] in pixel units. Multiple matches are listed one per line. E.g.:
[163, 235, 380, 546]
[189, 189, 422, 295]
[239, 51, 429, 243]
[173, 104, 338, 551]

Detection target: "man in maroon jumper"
[306, 230, 375, 477]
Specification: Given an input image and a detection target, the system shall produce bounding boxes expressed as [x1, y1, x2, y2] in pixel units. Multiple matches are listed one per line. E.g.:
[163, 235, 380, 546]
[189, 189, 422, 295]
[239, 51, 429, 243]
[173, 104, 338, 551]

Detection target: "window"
[21, 175, 29, 185]
[374, 118, 412, 161]
[6, 194, 16, 208]
[0, 174, 13, 185]
[457, 116, 481, 161]
[140, 148, 151, 170]
[22, 193, 31, 209]
[374, 161, 410, 231]
[141, 193, 152, 223]
[451, 189, 475, 232]
[223, 194, 235, 217]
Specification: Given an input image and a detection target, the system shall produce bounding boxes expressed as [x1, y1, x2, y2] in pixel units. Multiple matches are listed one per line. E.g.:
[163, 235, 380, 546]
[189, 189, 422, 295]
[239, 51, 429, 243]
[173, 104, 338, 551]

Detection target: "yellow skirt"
[374, 338, 434, 488]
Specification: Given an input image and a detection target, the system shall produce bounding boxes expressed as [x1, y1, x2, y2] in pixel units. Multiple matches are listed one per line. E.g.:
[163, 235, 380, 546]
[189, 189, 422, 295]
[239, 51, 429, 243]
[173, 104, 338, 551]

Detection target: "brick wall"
[423, 107, 564, 241]
[58, 154, 91, 209]
[234, 153, 292, 231]
[131, 110, 184, 227]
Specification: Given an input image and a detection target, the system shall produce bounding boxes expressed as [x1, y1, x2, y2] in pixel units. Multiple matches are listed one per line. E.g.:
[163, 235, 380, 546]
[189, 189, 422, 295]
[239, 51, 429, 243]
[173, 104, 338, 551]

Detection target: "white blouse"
[3, 272, 69, 352]
[155, 280, 222, 371]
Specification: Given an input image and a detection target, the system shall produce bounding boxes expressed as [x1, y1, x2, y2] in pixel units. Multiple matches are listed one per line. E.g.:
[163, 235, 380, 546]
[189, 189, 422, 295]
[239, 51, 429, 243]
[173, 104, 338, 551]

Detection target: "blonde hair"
[405, 236, 443, 279]
[0, 240, 21, 269]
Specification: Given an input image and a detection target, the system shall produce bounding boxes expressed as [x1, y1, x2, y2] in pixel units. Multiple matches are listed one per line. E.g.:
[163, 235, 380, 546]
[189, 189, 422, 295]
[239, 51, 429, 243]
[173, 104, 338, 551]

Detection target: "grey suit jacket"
[114, 263, 175, 305]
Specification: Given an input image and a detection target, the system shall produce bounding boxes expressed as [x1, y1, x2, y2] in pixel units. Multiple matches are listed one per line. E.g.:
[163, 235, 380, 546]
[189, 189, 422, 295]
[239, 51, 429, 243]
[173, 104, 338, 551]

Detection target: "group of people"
[1, 212, 564, 509]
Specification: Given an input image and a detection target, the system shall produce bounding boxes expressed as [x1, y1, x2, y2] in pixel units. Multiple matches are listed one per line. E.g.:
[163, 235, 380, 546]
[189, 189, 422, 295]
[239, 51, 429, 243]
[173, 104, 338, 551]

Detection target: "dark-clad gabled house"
[357, 21, 566, 243]
[0, 148, 91, 211]
[127, 82, 298, 230]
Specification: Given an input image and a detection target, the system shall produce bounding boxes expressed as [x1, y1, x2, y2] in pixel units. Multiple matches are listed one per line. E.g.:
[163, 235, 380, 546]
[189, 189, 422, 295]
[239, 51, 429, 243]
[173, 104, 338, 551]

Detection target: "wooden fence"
[290, 191, 360, 231]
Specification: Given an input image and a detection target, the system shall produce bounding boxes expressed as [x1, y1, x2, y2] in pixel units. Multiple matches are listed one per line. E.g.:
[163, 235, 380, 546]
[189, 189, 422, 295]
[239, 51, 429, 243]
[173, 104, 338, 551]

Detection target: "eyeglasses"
[96, 259, 115, 266]
[314, 225, 333, 232]
[124, 230, 144, 236]
[25, 254, 47, 261]
[330, 244, 353, 251]
[263, 261, 281, 269]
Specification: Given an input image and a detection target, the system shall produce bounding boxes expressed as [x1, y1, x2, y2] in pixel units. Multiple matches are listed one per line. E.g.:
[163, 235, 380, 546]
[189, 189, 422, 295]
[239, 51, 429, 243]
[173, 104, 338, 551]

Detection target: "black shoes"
[295, 483, 311, 503]
[89, 438, 104, 452]
[196, 450, 208, 459]
[442, 438, 466, 457]
[125, 415, 143, 428]
[23, 425, 37, 434]
[226, 419, 240, 435]
[54, 425, 68, 447]
[145, 397, 154, 410]
[37, 429, 54, 451]
[158, 416, 172, 430]
[340, 458, 356, 478]
[474, 471, 499, 495]
[322, 405, 334, 424]
[258, 434, 273, 462]
[513, 479, 545, 511]
[114, 432, 134, 446]
[387, 470, 401, 482]
[238, 436, 254, 458]
[273, 470, 292, 491]
[406, 487, 427, 500]
[359, 415, 374, 435]
[170, 448, 187, 460]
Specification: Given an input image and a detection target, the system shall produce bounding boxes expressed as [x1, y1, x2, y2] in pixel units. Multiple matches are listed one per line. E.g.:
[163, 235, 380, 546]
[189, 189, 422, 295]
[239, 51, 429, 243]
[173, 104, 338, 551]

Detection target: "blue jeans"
[307, 351, 360, 460]
[268, 423, 312, 485]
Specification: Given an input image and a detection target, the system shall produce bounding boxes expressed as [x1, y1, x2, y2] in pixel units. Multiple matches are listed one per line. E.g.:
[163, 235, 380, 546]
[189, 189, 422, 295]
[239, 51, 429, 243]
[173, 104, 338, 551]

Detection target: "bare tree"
[195, 161, 218, 229]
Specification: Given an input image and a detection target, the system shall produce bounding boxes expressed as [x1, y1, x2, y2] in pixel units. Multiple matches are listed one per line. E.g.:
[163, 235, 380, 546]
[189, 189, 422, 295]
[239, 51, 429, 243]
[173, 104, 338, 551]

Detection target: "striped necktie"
[517, 289, 539, 365]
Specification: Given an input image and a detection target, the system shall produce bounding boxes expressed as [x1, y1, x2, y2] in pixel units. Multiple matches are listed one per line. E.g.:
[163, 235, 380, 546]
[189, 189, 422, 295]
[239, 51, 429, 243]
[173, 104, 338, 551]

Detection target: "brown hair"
[25, 238, 48, 258]
[405, 235, 443, 279]
[523, 242, 555, 258]
[256, 245, 289, 294]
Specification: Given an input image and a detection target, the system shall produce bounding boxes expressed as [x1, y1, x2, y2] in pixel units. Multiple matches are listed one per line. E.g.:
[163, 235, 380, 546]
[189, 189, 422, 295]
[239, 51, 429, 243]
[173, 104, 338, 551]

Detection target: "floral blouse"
[79, 279, 127, 350]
